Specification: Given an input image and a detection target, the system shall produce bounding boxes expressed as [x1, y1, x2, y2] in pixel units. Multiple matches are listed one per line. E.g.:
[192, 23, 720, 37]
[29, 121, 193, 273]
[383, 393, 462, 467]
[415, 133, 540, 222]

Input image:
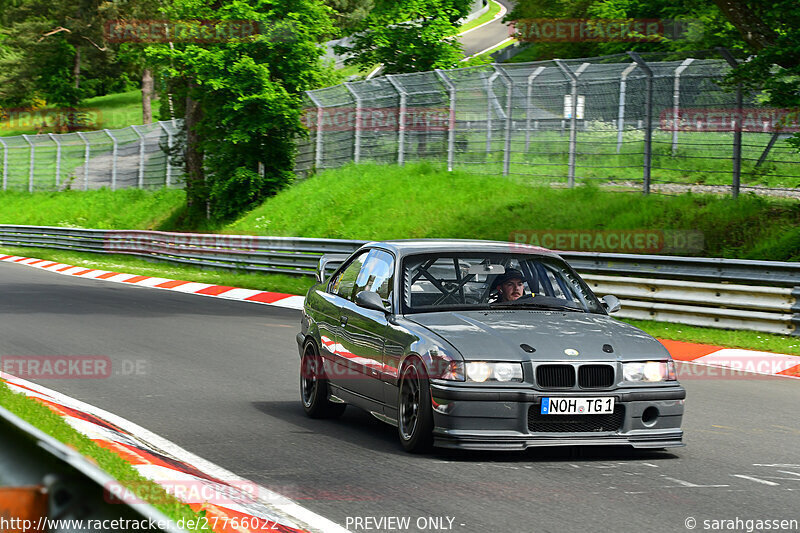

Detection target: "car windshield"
[402, 252, 605, 314]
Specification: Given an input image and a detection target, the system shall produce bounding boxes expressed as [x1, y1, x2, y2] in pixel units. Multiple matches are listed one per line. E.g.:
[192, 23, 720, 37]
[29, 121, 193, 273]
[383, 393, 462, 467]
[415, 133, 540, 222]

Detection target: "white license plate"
[541, 397, 615, 415]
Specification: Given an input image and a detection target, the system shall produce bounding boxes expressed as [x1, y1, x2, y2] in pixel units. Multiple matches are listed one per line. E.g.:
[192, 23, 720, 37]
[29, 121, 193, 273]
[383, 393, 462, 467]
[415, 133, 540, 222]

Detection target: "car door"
[321, 250, 368, 392]
[336, 249, 395, 403]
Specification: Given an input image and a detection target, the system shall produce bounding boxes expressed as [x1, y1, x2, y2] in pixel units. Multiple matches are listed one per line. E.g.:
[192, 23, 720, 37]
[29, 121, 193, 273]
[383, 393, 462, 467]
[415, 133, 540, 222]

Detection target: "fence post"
[672, 58, 695, 156]
[76, 132, 90, 190]
[343, 82, 361, 163]
[159, 121, 173, 187]
[553, 60, 587, 188]
[494, 65, 514, 176]
[718, 48, 742, 199]
[386, 75, 407, 166]
[617, 63, 638, 154]
[22, 135, 34, 192]
[435, 69, 456, 172]
[485, 70, 499, 155]
[130, 125, 146, 189]
[627, 52, 654, 195]
[306, 92, 326, 170]
[525, 66, 546, 152]
[104, 129, 118, 190]
[48, 133, 61, 188]
[0, 137, 7, 191]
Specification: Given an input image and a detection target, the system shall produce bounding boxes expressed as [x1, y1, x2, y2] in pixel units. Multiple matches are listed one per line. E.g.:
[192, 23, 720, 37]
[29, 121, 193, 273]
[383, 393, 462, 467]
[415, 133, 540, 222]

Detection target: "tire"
[397, 359, 434, 453]
[300, 342, 346, 419]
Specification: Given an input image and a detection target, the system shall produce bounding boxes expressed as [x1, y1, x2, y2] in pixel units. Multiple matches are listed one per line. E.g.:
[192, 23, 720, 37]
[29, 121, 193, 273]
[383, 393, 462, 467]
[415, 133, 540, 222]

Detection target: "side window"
[330, 251, 368, 301]
[354, 250, 395, 301]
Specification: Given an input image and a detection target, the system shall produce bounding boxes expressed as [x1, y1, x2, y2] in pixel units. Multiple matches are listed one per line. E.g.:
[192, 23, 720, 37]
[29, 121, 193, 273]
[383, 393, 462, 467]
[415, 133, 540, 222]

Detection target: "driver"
[493, 268, 526, 302]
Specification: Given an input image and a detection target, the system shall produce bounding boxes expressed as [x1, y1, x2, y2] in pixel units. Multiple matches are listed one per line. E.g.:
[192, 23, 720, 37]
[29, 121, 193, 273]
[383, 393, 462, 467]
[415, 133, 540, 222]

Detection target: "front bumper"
[429, 382, 685, 451]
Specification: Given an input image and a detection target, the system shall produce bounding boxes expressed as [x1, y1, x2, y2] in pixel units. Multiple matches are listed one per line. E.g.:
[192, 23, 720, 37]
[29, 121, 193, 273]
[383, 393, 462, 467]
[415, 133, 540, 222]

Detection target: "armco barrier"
[0, 405, 186, 532]
[1, 225, 798, 335]
[0, 225, 364, 276]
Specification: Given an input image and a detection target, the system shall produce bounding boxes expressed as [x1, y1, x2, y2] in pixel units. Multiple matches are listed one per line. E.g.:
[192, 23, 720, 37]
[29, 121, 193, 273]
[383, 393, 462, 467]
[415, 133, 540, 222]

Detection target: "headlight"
[623, 360, 677, 383]
[466, 362, 523, 383]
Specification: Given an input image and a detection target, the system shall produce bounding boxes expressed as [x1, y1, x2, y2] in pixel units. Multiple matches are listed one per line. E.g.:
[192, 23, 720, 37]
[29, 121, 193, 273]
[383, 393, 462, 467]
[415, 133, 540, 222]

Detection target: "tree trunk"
[184, 81, 206, 218]
[711, 0, 776, 52]
[73, 47, 81, 89]
[142, 68, 154, 124]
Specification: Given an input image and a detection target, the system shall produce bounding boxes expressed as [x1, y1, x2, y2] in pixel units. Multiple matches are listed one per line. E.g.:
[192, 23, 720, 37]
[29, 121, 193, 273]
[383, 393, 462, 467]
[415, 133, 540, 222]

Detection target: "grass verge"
[620, 319, 800, 357]
[459, 0, 503, 34]
[0, 381, 211, 530]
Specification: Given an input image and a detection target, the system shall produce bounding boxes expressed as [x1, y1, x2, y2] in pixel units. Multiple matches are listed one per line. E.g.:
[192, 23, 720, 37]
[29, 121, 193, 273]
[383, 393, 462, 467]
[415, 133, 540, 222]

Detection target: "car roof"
[361, 239, 560, 259]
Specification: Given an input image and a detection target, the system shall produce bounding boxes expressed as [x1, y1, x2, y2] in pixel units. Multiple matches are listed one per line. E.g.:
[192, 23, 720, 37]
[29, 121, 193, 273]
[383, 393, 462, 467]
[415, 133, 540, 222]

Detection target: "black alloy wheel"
[300, 342, 346, 418]
[398, 359, 434, 452]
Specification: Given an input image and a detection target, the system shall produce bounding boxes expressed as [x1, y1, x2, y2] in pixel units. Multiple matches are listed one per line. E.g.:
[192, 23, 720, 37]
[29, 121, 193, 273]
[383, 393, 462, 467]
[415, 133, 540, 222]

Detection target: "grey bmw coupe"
[296, 240, 685, 453]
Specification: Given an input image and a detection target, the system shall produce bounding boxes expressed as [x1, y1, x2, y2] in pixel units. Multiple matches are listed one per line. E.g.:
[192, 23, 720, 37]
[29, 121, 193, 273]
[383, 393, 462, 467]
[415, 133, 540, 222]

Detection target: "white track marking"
[732, 474, 780, 486]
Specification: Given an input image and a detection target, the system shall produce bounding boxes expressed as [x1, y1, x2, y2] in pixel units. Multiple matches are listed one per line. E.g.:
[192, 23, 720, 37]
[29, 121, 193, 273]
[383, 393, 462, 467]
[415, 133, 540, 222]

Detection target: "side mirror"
[355, 291, 389, 314]
[601, 294, 621, 314]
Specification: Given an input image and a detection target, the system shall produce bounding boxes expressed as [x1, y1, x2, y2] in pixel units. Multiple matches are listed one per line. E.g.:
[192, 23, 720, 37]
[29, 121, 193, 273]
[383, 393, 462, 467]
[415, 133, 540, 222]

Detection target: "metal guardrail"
[1, 225, 798, 335]
[561, 251, 800, 288]
[583, 274, 799, 335]
[0, 405, 185, 532]
[0, 225, 364, 276]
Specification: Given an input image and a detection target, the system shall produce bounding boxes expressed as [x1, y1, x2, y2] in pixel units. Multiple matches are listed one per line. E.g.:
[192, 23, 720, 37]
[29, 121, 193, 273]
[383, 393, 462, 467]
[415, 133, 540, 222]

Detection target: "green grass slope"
[0, 188, 185, 229]
[227, 163, 800, 261]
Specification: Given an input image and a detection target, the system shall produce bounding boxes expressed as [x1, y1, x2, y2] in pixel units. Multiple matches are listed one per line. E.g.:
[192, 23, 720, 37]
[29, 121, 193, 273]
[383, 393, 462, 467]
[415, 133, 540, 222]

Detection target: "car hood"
[405, 310, 669, 362]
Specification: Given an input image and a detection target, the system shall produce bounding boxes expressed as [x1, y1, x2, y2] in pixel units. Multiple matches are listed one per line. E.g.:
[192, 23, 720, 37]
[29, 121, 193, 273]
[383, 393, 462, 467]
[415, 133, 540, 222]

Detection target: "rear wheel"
[397, 359, 434, 453]
[301, 342, 346, 419]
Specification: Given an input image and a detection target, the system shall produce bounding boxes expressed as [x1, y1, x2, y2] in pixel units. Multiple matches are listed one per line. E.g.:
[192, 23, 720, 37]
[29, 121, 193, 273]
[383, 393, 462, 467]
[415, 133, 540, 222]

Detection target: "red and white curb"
[0, 255, 304, 310]
[0, 371, 349, 533]
[660, 339, 800, 379]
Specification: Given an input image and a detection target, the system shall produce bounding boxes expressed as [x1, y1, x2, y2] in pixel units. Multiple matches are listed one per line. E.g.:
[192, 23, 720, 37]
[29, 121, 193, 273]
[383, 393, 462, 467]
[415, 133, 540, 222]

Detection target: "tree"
[505, 0, 744, 61]
[99, 0, 164, 124]
[148, 0, 334, 222]
[0, 0, 127, 113]
[712, 1, 800, 148]
[324, 0, 374, 34]
[336, 0, 472, 74]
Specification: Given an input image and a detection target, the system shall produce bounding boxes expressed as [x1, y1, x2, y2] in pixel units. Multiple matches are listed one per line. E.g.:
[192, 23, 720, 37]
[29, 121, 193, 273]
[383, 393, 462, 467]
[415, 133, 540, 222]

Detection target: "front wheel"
[397, 359, 434, 453]
[300, 342, 346, 419]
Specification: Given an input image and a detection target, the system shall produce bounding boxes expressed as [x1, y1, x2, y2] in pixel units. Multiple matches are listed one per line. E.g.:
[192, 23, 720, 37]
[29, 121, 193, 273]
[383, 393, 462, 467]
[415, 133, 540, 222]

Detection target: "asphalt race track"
[2, 260, 799, 533]
[459, 0, 515, 58]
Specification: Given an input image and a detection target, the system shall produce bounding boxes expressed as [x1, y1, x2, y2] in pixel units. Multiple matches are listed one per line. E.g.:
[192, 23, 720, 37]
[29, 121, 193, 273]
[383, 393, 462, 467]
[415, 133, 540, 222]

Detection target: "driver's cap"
[493, 268, 524, 288]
